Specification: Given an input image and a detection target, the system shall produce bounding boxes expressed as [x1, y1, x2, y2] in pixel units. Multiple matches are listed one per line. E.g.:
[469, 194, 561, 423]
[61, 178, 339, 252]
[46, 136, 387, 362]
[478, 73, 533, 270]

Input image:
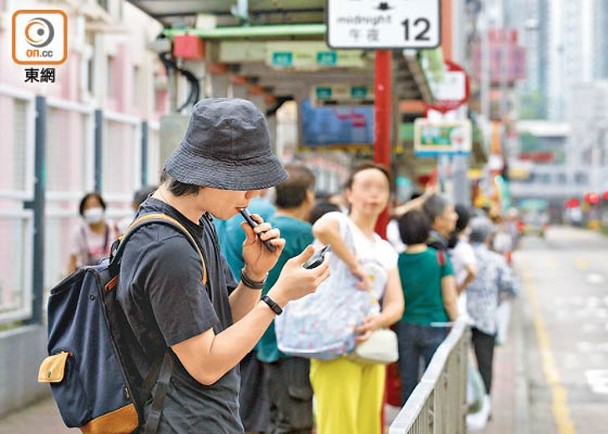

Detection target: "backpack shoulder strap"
[437, 249, 445, 267]
[112, 213, 207, 285]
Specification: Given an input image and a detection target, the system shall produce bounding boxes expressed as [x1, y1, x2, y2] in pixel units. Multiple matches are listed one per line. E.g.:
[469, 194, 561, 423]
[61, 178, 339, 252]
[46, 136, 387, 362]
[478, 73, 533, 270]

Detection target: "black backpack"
[38, 213, 207, 434]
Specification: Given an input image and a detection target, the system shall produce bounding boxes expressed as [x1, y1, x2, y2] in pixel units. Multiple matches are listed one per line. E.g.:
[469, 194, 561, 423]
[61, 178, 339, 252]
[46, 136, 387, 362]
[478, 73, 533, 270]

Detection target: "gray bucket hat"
[165, 98, 287, 190]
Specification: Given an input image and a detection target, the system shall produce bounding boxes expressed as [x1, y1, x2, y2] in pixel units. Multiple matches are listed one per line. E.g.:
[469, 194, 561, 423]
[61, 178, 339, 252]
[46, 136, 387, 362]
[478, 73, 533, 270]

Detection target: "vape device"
[239, 208, 277, 252]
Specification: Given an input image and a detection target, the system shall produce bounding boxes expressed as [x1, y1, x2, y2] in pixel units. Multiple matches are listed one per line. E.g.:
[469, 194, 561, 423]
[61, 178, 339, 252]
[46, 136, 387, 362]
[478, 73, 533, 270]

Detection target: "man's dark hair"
[422, 194, 450, 223]
[160, 168, 202, 196]
[309, 201, 341, 225]
[455, 204, 471, 233]
[345, 161, 392, 190]
[398, 210, 431, 245]
[275, 164, 315, 209]
[79, 192, 106, 216]
[133, 185, 158, 207]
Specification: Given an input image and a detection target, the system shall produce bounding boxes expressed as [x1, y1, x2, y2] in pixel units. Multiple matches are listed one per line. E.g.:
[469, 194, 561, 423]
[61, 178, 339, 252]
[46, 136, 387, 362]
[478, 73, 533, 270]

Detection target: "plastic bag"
[276, 213, 381, 360]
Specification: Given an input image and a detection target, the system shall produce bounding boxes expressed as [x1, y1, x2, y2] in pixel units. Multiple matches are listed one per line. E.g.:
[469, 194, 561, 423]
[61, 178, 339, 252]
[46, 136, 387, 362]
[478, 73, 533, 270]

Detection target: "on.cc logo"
[12, 9, 67, 65]
[24, 17, 55, 48]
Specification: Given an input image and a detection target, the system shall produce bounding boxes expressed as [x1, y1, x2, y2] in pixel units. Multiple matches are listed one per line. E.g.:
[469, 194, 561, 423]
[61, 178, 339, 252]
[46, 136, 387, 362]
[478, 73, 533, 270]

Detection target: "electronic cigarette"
[239, 208, 277, 252]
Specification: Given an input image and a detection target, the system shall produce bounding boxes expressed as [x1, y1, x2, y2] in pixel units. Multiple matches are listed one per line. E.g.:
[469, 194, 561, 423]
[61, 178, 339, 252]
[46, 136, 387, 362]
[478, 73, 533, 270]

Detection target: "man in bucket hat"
[116, 98, 330, 433]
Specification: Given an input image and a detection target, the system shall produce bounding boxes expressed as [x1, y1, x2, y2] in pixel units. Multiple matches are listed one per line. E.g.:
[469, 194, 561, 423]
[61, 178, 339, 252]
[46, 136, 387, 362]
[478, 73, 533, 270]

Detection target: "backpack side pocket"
[39, 351, 92, 427]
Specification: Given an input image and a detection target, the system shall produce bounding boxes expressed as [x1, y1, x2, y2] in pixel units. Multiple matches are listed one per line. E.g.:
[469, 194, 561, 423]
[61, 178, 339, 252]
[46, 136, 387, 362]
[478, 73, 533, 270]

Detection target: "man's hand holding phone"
[303, 245, 331, 269]
[267, 245, 331, 309]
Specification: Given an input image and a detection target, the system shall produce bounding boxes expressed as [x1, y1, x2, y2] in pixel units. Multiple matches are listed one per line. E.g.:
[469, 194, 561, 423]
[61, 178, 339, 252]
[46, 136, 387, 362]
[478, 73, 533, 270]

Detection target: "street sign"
[327, 0, 441, 49]
[426, 60, 470, 113]
[265, 41, 367, 69]
[351, 86, 368, 99]
[271, 52, 293, 67]
[316, 87, 334, 100]
[312, 85, 372, 103]
[414, 118, 472, 157]
[316, 51, 337, 66]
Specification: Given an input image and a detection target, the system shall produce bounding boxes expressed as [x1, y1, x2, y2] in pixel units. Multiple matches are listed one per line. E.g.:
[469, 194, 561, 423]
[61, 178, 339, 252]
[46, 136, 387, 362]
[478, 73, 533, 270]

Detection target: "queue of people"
[63, 98, 519, 434]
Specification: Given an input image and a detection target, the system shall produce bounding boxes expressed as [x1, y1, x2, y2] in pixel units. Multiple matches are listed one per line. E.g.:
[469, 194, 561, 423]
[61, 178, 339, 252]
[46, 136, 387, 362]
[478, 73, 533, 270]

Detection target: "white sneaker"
[466, 395, 491, 431]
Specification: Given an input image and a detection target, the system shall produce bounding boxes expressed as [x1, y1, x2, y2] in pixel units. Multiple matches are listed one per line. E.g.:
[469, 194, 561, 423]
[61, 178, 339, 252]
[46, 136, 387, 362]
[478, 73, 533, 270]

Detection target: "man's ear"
[305, 189, 315, 204]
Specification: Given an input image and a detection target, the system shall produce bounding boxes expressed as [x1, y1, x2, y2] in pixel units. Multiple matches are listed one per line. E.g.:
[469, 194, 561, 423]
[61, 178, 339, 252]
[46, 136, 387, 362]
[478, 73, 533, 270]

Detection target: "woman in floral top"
[466, 216, 518, 424]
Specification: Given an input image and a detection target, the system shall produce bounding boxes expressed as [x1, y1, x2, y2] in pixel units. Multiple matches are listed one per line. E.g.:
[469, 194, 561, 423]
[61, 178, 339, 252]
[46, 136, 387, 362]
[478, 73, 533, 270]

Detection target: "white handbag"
[347, 328, 399, 365]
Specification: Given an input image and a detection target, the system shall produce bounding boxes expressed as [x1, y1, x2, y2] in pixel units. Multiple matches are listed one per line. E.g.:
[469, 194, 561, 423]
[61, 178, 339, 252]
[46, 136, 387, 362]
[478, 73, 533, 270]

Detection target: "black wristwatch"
[261, 295, 283, 316]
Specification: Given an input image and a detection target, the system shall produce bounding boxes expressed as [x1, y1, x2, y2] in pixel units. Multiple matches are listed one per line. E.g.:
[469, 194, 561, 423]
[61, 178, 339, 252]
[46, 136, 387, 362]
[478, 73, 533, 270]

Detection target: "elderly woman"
[422, 194, 458, 252]
[466, 216, 518, 427]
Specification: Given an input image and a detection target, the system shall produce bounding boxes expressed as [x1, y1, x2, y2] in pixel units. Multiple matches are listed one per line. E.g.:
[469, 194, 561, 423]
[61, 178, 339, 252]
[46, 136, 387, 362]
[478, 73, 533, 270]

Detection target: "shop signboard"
[414, 118, 472, 157]
[300, 99, 374, 149]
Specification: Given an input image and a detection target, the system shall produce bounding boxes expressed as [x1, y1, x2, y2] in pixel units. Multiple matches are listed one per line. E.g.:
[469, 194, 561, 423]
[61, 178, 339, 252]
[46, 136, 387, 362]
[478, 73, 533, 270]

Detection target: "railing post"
[389, 320, 469, 434]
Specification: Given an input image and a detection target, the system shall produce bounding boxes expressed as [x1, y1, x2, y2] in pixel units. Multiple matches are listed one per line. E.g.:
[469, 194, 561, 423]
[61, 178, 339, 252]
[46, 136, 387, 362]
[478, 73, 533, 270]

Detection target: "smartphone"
[239, 208, 277, 252]
[303, 245, 331, 269]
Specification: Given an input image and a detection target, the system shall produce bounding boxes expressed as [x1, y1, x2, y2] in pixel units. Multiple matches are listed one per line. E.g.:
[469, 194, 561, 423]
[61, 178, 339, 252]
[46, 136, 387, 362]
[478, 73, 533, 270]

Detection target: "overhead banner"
[414, 118, 472, 157]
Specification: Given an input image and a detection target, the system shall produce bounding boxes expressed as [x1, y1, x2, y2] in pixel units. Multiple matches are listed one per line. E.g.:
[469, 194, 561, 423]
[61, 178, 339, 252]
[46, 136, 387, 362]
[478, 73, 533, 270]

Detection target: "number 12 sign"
[327, 0, 441, 49]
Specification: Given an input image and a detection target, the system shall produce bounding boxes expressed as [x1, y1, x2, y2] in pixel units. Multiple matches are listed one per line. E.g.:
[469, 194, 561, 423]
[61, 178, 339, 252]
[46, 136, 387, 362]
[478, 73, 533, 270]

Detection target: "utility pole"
[374, 50, 392, 238]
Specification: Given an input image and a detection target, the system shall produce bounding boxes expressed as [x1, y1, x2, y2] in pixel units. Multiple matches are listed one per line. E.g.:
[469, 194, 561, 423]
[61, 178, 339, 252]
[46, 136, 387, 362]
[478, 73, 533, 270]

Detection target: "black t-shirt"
[117, 197, 242, 433]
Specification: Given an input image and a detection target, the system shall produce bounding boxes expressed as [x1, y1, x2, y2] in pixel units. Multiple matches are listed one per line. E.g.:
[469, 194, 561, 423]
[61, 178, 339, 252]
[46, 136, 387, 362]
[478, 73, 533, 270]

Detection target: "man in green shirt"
[257, 163, 316, 433]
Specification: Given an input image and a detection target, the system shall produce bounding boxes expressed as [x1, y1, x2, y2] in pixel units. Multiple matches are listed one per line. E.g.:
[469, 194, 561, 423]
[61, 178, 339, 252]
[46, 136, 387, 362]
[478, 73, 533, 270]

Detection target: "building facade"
[0, 0, 166, 326]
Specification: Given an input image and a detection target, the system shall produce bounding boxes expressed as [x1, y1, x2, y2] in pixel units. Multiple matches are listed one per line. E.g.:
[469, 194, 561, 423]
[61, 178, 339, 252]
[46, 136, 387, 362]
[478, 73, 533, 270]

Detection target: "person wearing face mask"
[68, 192, 120, 272]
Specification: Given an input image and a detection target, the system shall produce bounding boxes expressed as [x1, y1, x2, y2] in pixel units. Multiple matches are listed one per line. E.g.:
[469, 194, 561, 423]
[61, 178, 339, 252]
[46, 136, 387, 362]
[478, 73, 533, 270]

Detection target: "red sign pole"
[374, 50, 392, 239]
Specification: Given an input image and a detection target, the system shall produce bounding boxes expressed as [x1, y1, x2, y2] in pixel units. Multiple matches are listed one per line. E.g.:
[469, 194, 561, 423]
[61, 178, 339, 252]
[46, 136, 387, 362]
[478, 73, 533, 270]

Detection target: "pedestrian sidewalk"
[385, 298, 527, 433]
[1, 300, 529, 434]
[0, 396, 72, 434]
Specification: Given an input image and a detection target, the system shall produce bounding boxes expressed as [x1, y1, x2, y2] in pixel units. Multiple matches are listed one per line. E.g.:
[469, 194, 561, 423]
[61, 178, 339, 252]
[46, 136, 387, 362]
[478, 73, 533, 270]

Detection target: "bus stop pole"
[374, 49, 392, 239]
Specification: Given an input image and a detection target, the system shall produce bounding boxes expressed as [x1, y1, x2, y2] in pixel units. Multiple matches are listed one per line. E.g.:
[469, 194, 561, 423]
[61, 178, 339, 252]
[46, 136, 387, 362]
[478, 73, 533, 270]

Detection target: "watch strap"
[261, 295, 283, 315]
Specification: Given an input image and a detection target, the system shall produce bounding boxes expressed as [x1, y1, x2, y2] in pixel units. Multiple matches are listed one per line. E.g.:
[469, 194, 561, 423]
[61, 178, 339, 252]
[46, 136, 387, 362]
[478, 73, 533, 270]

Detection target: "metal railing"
[389, 319, 470, 434]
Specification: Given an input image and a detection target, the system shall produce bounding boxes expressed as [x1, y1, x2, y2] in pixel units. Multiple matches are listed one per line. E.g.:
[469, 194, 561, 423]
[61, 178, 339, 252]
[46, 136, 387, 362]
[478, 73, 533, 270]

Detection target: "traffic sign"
[426, 60, 470, 113]
[414, 118, 472, 157]
[327, 0, 441, 49]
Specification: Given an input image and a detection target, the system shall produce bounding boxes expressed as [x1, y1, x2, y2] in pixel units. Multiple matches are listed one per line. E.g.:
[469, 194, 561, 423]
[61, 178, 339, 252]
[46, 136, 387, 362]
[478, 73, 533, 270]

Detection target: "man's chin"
[211, 210, 240, 220]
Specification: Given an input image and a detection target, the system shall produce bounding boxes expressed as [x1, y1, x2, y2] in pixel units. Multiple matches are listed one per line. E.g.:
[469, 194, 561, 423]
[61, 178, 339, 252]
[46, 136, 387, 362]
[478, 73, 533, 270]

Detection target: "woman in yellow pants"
[310, 358, 385, 434]
[310, 162, 404, 434]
